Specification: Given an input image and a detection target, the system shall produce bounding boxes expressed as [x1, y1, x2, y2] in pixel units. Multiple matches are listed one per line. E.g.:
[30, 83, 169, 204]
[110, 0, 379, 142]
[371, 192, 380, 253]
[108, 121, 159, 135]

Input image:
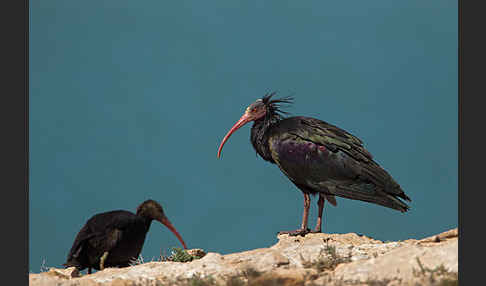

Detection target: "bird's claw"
[277, 228, 311, 237]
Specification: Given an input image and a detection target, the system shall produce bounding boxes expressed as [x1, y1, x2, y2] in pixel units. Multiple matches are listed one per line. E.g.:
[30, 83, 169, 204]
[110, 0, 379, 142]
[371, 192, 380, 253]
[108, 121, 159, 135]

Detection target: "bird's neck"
[250, 113, 280, 163]
[139, 216, 154, 229]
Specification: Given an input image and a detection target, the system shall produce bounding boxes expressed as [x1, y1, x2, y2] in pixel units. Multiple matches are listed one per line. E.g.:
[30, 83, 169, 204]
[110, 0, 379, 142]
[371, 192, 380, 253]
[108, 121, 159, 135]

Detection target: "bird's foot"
[277, 228, 311, 237]
[310, 228, 322, 234]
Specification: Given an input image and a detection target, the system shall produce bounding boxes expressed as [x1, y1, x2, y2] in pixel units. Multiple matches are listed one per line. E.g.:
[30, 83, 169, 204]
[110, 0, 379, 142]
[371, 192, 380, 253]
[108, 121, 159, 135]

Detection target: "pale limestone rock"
[46, 266, 80, 279]
[29, 228, 458, 286]
[186, 248, 206, 258]
[333, 233, 458, 283]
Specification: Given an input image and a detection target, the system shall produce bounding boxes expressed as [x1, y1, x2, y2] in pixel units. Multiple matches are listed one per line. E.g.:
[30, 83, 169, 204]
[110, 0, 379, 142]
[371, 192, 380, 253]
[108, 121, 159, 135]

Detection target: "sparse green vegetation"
[413, 257, 458, 286]
[225, 267, 262, 286]
[158, 256, 458, 286]
[129, 247, 205, 266]
[186, 274, 217, 286]
[167, 247, 195, 262]
[173, 267, 306, 286]
[302, 239, 352, 272]
[165, 247, 204, 262]
[33, 233, 457, 286]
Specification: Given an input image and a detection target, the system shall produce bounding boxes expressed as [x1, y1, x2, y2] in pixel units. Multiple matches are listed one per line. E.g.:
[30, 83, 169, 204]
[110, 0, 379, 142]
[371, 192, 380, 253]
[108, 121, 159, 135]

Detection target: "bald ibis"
[218, 93, 411, 236]
[64, 199, 187, 273]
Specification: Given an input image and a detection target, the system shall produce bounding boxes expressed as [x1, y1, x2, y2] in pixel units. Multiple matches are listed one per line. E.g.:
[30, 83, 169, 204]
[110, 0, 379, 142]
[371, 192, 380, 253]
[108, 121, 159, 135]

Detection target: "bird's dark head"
[217, 92, 293, 158]
[136, 199, 187, 249]
[136, 199, 167, 220]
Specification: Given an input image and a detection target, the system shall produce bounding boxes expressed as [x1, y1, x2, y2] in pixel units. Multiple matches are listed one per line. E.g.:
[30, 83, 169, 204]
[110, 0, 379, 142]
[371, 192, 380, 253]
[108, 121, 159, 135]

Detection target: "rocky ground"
[30, 228, 458, 286]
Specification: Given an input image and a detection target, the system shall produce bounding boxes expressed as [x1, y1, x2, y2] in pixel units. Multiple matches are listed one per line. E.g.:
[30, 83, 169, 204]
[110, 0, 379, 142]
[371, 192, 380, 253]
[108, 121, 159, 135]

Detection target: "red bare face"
[217, 99, 267, 158]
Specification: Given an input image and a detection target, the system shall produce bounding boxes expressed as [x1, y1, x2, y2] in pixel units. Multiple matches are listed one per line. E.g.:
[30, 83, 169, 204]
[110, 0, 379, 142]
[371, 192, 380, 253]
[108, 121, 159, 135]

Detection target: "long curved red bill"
[160, 217, 187, 249]
[217, 113, 251, 158]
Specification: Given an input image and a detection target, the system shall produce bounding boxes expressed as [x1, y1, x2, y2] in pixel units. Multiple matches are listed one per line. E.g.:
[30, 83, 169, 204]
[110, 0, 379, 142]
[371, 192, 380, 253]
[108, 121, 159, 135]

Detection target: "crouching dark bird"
[217, 93, 411, 236]
[63, 199, 187, 273]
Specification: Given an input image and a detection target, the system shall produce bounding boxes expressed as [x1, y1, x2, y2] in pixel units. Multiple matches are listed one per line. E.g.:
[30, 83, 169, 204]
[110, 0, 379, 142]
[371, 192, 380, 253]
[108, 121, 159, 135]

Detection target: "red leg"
[300, 193, 311, 230]
[278, 193, 311, 236]
[311, 194, 325, 233]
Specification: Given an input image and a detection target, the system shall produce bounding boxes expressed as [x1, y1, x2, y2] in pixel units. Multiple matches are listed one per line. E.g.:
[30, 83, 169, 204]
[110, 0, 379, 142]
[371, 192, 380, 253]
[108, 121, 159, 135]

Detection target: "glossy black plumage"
[258, 116, 410, 211]
[218, 93, 411, 235]
[64, 200, 187, 273]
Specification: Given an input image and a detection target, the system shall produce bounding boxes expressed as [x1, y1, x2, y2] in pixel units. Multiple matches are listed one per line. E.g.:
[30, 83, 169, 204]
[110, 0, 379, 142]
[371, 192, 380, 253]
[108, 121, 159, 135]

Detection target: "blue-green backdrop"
[29, 0, 457, 272]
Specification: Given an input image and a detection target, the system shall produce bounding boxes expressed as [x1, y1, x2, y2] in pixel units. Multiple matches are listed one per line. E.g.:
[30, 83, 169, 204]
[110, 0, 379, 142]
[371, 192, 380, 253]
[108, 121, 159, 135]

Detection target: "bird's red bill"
[160, 217, 188, 249]
[217, 112, 251, 158]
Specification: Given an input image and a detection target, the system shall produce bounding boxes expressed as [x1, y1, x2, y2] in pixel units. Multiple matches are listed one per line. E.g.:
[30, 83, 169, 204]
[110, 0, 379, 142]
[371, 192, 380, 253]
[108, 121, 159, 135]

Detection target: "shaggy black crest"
[261, 92, 294, 120]
[221, 91, 411, 236]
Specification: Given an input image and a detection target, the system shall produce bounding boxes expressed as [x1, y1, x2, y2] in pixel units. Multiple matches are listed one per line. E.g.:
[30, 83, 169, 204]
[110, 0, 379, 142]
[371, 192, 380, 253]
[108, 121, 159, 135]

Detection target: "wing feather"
[268, 116, 410, 210]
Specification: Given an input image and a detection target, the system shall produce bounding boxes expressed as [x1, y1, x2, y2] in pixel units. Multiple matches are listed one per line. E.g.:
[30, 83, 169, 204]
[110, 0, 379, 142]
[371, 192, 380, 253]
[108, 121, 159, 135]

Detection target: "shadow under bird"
[217, 93, 411, 236]
[64, 199, 187, 273]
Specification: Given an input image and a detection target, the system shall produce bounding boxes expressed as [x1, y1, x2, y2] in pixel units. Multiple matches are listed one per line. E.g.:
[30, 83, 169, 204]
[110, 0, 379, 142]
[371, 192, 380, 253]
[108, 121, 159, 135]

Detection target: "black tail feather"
[361, 162, 411, 204]
[330, 182, 410, 212]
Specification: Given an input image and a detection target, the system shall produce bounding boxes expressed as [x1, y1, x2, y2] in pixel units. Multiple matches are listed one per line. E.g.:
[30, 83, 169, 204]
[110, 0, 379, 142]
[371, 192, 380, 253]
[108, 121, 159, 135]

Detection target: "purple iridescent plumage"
[218, 93, 411, 236]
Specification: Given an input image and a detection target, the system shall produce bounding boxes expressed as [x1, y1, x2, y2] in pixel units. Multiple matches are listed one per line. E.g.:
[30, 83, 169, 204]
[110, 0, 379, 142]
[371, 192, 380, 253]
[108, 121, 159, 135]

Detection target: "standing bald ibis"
[217, 93, 411, 236]
[64, 199, 187, 273]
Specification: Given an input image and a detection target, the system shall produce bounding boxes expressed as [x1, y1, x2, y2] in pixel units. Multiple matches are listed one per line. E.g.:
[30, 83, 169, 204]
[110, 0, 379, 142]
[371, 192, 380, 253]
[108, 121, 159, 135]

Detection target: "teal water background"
[30, 0, 457, 271]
